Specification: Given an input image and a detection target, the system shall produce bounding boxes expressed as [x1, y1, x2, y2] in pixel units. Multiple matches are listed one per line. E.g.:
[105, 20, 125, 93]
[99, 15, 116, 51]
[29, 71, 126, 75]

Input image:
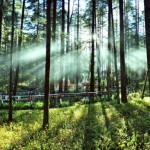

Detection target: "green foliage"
[1, 99, 150, 149]
[0, 101, 43, 110]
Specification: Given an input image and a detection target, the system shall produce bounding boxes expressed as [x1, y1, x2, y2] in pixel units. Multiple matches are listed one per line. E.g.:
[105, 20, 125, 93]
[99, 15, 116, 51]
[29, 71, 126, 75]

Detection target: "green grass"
[1, 98, 150, 149]
[0, 98, 80, 110]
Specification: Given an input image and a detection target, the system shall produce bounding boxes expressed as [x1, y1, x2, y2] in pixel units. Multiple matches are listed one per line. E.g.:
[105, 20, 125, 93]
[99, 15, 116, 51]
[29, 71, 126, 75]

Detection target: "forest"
[0, 0, 150, 149]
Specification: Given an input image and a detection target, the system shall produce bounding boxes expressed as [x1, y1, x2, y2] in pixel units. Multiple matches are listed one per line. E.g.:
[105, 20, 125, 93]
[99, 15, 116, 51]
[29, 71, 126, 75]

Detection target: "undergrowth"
[0, 98, 150, 149]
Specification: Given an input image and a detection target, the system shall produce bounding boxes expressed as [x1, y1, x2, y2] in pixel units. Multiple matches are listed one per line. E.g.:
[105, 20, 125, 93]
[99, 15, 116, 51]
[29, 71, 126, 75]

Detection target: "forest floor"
[0, 97, 150, 150]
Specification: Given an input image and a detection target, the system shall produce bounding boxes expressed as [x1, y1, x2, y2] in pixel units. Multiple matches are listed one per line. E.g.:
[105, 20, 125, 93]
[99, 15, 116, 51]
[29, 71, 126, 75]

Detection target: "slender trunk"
[49, 0, 57, 108]
[119, 0, 127, 103]
[50, 0, 57, 93]
[43, 0, 51, 128]
[13, 0, 25, 95]
[141, 71, 148, 99]
[144, 0, 150, 96]
[9, 0, 15, 122]
[43, 0, 46, 32]
[135, 0, 139, 49]
[96, 10, 101, 92]
[36, 0, 40, 85]
[0, 0, 3, 51]
[107, 0, 112, 100]
[90, 0, 95, 93]
[59, 0, 65, 93]
[124, 0, 129, 68]
[76, 0, 79, 92]
[37, 0, 39, 35]
[96, 42, 101, 92]
[135, 0, 140, 89]
[64, 0, 70, 92]
[101, 11, 105, 88]
[111, 0, 120, 103]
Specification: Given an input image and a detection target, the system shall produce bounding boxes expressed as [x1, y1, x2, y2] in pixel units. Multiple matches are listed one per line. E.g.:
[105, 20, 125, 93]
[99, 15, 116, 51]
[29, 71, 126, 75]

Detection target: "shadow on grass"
[0, 109, 42, 126]
[101, 102, 110, 128]
[18, 104, 100, 149]
[82, 104, 103, 150]
[0, 110, 8, 125]
[8, 105, 83, 149]
[5, 101, 149, 149]
[108, 99, 150, 149]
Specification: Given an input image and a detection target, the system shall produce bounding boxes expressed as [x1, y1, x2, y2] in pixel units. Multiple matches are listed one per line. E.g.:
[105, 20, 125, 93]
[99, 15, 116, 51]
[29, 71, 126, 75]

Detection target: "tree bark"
[50, 0, 57, 92]
[43, 0, 51, 128]
[144, 0, 150, 96]
[59, 0, 65, 93]
[13, 0, 25, 95]
[96, 42, 101, 92]
[76, 0, 79, 92]
[49, 0, 57, 108]
[141, 71, 148, 99]
[90, 0, 96, 93]
[107, 0, 112, 100]
[135, 0, 139, 49]
[64, 0, 70, 92]
[0, 0, 3, 51]
[119, 0, 127, 103]
[111, 0, 120, 103]
[9, 0, 15, 122]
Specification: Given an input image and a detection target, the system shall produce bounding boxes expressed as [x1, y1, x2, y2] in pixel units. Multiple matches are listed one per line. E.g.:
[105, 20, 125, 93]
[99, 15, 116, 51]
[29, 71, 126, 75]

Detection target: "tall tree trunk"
[135, 0, 139, 49]
[37, 0, 40, 35]
[0, 0, 3, 51]
[96, 9, 101, 92]
[135, 0, 140, 89]
[90, 0, 96, 94]
[43, 0, 51, 128]
[76, 0, 79, 92]
[9, 0, 15, 122]
[107, 0, 112, 100]
[144, 0, 150, 96]
[101, 10, 105, 90]
[96, 42, 101, 92]
[35, 0, 40, 85]
[59, 0, 65, 93]
[64, 0, 70, 92]
[13, 0, 25, 95]
[49, 0, 57, 108]
[110, 0, 120, 103]
[50, 0, 57, 93]
[141, 71, 148, 99]
[119, 0, 127, 103]
[43, 0, 46, 32]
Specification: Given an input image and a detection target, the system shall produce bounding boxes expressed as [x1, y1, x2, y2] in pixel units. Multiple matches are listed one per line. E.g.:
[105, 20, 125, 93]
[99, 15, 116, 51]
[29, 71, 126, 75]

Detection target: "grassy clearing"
[0, 98, 150, 149]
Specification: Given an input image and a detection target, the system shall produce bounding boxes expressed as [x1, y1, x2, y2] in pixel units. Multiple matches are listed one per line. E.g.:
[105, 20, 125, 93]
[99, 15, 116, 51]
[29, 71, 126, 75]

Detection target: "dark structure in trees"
[0, 0, 3, 51]
[107, 0, 112, 100]
[144, 0, 150, 96]
[59, 0, 65, 93]
[76, 0, 79, 92]
[111, 6, 119, 103]
[49, 0, 57, 108]
[50, 0, 57, 93]
[9, 0, 15, 122]
[90, 0, 96, 93]
[64, 0, 70, 92]
[13, 0, 25, 96]
[119, 0, 127, 103]
[43, 0, 51, 128]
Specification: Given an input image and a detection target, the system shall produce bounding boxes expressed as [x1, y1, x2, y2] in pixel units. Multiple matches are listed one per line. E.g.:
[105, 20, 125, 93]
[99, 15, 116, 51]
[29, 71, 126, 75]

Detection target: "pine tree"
[144, 0, 150, 96]
[119, 0, 127, 103]
[43, 0, 51, 128]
